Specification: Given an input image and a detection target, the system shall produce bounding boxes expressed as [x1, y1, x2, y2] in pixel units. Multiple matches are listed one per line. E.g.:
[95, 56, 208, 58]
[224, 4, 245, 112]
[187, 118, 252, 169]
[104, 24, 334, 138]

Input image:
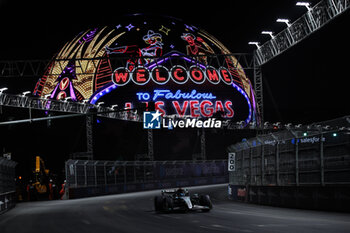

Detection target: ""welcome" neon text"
[112, 65, 233, 86]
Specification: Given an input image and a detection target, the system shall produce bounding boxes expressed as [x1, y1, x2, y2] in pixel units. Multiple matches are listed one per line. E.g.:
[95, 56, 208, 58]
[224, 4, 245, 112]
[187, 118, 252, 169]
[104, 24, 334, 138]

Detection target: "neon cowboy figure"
[141, 30, 163, 64]
[181, 33, 214, 64]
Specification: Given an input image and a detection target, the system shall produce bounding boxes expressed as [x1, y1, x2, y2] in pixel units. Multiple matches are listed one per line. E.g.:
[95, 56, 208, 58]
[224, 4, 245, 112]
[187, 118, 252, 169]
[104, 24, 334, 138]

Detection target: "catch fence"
[228, 128, 350, 187]
[227, 117, 350, 211]
[65, 160, 228, 198]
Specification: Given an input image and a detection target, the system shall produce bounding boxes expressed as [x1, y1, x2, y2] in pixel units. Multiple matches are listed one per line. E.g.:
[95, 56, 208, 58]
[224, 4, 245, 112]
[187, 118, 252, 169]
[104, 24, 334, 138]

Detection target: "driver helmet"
[177, 188, 185, 196]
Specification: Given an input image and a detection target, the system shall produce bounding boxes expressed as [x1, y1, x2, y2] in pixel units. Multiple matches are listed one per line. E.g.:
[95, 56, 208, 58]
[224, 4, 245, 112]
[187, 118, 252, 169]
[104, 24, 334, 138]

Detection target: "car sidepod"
[180, 196, 193, 210]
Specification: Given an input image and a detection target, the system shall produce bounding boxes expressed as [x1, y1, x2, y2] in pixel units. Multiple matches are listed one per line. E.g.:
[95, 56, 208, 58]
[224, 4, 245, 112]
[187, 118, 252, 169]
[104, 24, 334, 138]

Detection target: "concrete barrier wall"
[228, 184, 350, 212]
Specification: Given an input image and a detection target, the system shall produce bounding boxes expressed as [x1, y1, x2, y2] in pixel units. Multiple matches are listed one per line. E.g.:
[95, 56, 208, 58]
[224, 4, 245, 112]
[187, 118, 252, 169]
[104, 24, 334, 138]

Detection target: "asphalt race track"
[1, 184, 349, 233]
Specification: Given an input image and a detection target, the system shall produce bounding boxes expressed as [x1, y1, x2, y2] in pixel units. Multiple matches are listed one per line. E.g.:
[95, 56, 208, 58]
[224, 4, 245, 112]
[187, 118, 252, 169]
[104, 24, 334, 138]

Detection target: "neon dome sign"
[34, 15, 259, 126]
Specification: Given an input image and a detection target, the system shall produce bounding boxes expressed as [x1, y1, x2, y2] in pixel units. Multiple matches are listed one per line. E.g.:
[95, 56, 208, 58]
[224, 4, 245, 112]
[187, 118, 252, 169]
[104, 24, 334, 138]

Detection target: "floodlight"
[22, 91, 31, 96]
[323, 125, 331, 130]
[248, 41, 260, 49]
[0, 87, 8, 93]
[96, 102, 104, 107]
[249, 121, 256, 129]
[261, 31, 275, 39]
[44, 94, 51, 99]
[249, 121, 256, 126]
[82, 99, 89, 104]
[276, 18, 291, 27]
[64, 97, 72, 102]
[296, 2, 311, 11]
[111, 104, 118, 109]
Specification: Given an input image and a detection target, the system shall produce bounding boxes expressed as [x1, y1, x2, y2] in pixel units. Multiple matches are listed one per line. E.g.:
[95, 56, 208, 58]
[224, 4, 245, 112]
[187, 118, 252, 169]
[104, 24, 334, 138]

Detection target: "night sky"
[0, 0, 349, 177]
[0, 0, 348, 122]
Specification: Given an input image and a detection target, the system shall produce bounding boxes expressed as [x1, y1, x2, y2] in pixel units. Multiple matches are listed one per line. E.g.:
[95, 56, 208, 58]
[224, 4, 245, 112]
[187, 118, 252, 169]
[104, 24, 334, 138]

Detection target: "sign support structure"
[253, 57, 264, 125]
[147, 129, 154, 160]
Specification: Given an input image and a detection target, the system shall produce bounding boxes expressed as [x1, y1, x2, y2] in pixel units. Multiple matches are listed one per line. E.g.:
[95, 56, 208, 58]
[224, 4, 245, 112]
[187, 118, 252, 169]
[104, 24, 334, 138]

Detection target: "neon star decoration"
[159, 25, 170, 35]
[184, 24, 195, 31]
[125, 24, 135, 31]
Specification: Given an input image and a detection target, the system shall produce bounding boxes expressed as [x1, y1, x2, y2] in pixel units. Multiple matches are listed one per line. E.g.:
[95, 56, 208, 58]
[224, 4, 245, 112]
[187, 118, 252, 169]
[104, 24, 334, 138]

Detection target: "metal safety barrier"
[0, 191, 16, 215]
[0, 157, 17, 214]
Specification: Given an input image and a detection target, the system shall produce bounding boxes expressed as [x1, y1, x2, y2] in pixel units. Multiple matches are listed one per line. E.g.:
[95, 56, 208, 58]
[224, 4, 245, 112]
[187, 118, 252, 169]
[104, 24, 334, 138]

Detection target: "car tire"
[154, 196, 164, 211]
[163, 196, 174, 212]
[200, 195, 213, 212]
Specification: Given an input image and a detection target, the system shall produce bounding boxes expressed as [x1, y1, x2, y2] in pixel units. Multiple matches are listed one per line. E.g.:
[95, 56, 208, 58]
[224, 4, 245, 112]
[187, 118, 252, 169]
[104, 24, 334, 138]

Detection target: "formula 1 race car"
[154, 188, 213, 212]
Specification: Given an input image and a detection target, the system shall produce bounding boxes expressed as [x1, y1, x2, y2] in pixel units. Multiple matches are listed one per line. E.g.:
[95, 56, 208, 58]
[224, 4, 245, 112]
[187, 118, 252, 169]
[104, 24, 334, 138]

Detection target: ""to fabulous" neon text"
[134, 89, 234, 118]
[136, 89, 216, 101]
